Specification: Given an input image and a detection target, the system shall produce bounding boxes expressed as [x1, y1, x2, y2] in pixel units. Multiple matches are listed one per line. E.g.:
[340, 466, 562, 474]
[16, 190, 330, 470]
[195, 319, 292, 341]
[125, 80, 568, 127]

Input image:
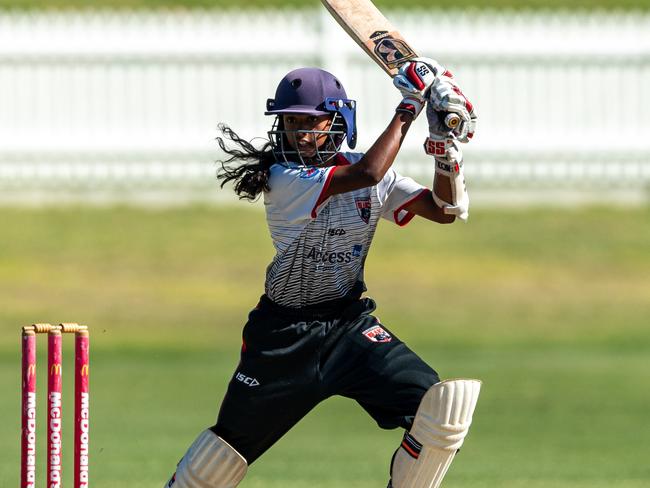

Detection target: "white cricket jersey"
[263, 152, 429, 308]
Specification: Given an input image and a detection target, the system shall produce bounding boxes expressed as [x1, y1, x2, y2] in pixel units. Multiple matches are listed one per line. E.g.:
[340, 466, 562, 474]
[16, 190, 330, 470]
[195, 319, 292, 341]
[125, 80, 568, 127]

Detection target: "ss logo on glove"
[424, 138, 450, 157]
[416, 64, 431, 78]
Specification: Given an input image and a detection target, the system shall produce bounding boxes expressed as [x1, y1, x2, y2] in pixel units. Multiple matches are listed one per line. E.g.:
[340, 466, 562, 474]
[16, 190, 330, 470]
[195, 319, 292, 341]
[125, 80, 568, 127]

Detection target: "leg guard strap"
[390, 379, 481, 488]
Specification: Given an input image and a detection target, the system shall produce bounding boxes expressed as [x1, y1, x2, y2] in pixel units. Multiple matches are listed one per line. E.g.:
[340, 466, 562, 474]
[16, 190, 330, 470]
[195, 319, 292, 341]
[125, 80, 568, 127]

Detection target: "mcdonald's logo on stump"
[20, 323, 90, 488]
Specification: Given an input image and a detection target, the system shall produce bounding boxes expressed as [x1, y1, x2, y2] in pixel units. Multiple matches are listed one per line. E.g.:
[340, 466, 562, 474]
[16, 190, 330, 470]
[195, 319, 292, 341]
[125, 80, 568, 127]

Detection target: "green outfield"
[0, 205, 649, 487]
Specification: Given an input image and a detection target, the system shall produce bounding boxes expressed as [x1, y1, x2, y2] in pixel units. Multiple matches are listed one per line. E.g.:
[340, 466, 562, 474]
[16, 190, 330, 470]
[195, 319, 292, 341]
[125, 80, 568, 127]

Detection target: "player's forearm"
[357, 111, 414, 184]
[403, 185, 455, 224]
[420, 137, 469, 223]
[326, 112, 413, 196]
[432, 174, 457, 223]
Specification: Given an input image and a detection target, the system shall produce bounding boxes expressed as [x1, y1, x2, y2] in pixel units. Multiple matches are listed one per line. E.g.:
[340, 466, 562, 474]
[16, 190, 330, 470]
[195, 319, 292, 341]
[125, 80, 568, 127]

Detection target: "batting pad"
[166, 430, 247, 488]
[390, 379, 481, 488]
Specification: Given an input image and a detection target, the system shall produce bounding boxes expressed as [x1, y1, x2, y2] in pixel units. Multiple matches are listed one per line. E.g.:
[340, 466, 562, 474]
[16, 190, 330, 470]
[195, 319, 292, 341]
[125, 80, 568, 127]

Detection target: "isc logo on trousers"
[235, 372, 260, 387]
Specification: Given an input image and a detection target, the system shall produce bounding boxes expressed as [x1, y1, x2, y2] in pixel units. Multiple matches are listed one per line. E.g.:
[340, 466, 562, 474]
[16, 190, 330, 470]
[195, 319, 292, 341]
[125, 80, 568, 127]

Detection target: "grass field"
[0, 205, 649, 487]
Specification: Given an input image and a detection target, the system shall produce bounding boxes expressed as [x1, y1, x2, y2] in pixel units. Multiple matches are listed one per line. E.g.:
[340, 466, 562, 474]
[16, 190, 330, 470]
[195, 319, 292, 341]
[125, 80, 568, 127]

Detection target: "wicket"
[21, 323, 90, 488]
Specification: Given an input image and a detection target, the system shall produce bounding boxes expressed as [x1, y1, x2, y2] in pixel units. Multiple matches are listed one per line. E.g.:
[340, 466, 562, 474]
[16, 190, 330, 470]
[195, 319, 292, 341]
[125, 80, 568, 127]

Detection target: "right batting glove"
[393, 57, 442, 118]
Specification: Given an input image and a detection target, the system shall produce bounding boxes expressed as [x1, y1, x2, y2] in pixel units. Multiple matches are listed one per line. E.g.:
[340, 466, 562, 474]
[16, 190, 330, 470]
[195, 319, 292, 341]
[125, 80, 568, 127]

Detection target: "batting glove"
[424, 135, 469, 221]
[427, 71, 477, 143]
[393, 57, 443, 118]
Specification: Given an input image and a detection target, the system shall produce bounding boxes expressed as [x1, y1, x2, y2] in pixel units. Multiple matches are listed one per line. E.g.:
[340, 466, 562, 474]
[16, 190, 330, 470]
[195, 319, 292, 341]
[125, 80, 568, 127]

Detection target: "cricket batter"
[165, 58, 481, 488]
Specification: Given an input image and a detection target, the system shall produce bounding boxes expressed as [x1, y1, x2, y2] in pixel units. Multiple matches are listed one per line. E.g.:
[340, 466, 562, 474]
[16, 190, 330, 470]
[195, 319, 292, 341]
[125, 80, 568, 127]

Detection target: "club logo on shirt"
[299, 167, 324, 180]
[362, 325, 392, 343]
[355, 197, 371, 224]
[352, 244, 363, 257]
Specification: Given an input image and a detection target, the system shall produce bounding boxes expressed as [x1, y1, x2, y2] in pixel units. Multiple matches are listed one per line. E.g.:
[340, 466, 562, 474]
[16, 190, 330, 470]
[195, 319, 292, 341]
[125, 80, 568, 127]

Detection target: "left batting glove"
[393, 57, 443, 118]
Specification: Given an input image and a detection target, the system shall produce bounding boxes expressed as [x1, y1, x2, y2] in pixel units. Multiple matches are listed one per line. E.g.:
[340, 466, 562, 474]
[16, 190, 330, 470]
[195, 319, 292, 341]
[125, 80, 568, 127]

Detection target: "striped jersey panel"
[263, 152, 426, 308]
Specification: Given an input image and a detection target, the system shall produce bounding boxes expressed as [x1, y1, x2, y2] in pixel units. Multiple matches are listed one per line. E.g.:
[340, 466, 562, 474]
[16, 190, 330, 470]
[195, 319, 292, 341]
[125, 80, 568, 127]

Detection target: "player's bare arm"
[324, 110, 414, 197]
[324, 57, 444, 199]
[402, 186, 455, 224]
[326, 57, 475, 224]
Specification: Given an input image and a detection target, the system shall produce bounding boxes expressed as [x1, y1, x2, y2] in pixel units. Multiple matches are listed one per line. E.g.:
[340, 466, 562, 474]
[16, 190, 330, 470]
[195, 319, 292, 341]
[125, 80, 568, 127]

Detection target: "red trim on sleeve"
[334, 153, 351, 166]
[393, 188, 432, 227]
[311, 166, 340, 218]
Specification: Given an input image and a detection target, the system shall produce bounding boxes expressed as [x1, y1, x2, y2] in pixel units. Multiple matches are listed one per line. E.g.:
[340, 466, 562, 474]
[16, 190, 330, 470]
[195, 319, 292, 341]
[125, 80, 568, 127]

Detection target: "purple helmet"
[265, 67, 357, 165]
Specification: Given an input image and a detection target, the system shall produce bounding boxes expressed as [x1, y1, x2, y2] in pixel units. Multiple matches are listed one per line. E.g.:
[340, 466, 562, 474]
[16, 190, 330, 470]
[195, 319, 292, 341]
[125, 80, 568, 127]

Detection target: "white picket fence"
[1, 9, 649, 204]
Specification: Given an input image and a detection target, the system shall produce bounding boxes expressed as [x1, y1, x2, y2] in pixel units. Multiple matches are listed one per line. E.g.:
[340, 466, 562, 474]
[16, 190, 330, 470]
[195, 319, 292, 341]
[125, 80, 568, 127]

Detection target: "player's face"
[283, 114, 333, 159]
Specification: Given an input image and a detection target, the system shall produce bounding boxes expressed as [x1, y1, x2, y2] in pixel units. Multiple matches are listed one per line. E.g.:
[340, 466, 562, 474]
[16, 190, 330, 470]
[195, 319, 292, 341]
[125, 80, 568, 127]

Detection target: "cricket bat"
[320, 0, 460, 128]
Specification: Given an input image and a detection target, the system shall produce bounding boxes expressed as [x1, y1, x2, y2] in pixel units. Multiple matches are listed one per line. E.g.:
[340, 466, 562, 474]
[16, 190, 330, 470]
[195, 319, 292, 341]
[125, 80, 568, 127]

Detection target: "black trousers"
[211, 295, 439, 464]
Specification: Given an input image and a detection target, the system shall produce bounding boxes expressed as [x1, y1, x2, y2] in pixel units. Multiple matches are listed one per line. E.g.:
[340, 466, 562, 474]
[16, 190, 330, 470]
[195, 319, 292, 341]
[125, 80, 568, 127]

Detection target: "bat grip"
[444, 113, 461, 130]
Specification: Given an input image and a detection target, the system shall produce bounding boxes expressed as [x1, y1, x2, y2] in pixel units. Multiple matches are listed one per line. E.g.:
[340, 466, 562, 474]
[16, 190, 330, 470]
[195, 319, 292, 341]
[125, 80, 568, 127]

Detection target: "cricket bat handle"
[444, 113, 461, 129]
